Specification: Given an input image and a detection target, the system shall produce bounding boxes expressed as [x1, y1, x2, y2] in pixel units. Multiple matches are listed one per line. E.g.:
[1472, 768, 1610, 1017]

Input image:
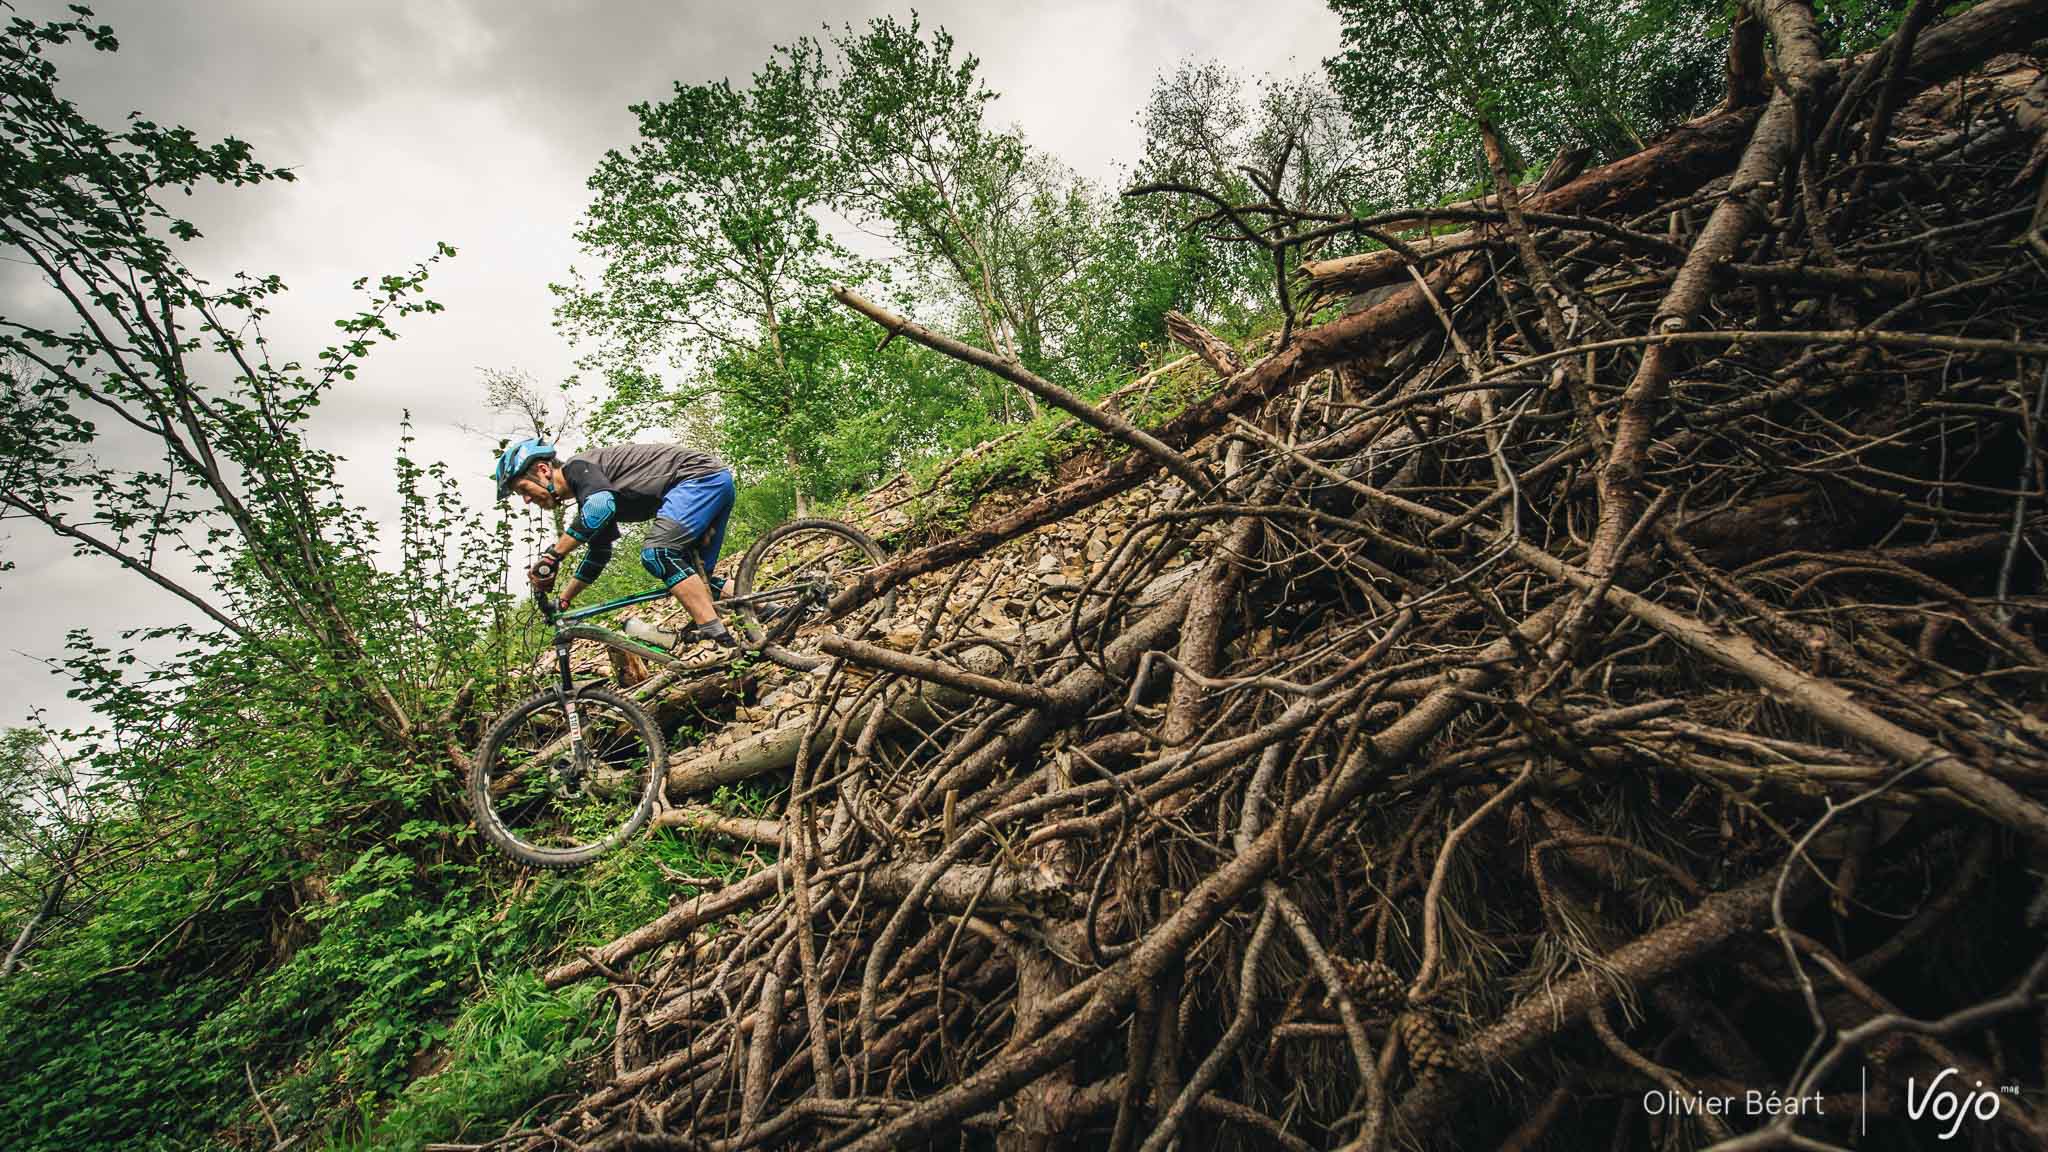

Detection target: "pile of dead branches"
[478, 3, 2048, 1149]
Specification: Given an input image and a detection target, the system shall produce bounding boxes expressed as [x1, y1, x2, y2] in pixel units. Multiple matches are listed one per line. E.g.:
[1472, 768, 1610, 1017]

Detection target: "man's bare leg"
[667, 573, 716, 625]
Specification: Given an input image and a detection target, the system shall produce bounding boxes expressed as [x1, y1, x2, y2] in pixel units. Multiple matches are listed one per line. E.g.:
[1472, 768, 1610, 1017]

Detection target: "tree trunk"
[785, 442, 809, 518]
[1725, 4, 1767, 109]
[761, 292, 810, 517]
[1, 869, 68, 980]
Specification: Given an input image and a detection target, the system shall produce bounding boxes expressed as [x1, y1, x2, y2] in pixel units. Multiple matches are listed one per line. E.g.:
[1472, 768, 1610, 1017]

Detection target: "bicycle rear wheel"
[468, 685, 666, 870]
[732, 518, 894, 659]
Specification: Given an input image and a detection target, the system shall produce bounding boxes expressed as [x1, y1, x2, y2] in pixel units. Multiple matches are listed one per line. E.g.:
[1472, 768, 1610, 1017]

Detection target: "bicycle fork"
[553, 639, 588, 769]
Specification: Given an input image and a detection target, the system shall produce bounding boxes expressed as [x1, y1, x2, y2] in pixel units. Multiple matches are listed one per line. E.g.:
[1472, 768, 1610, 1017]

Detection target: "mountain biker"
[495, 438, 739, 649]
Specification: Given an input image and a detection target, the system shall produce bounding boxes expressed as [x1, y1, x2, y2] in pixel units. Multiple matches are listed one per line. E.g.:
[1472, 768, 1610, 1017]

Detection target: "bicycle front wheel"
[468, 685, 667, 870]
[733, 518, 895, 657]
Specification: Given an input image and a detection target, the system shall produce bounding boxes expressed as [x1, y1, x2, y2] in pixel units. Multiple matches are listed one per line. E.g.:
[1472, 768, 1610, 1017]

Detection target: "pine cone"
[1396, 1011, 1460, 1075]
[1336, 957, 1406, 1012]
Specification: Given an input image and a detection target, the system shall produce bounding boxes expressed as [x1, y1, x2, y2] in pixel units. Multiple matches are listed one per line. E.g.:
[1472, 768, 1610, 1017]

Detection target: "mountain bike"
[465, 518, 893, 870]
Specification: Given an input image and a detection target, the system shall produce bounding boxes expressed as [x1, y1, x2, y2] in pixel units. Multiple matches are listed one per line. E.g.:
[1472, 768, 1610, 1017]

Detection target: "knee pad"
[641, 545, 696, 588]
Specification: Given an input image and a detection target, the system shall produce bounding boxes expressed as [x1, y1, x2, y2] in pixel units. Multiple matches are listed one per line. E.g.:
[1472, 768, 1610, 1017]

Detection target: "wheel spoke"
[735, 520, 894, 654]
[470, 688, 663, 867]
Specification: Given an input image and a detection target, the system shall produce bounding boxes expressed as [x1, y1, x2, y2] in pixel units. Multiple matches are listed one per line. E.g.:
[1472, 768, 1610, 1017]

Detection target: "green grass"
[323, 828, 759, 1151]
[330, 973, 607, 1152]
[889, 349, 1232, 541]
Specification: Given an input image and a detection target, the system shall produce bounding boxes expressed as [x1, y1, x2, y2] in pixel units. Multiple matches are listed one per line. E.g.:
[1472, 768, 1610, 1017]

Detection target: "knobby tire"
[468, 684, 667, 870]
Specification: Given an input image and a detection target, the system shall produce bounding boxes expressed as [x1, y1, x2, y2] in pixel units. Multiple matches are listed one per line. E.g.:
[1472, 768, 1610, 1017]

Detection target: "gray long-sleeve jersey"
[559, 442, 729, 581]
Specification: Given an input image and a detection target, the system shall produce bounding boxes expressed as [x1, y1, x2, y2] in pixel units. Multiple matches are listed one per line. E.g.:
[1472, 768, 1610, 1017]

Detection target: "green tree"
[0, 13, 609, 1147]
[585, 297, 995, 533]
[563, 13, 1197, 515]
[1005, 190, 1207, 387]
[555, 41, 842, 512]
[1137, 63, 1383, 224]
[0, 728, 97, 980]
[0, 10, 464, 742]
[1323, 0, 1723, 203]
[1129, 61, 1384, 329]
[824, 17, 1203, 404]
[827, 14, 1057, 417]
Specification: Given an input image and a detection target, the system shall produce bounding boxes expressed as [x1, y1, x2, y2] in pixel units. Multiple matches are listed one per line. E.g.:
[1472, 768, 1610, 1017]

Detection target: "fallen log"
[649, 807, 782, 845]
[544, 863, 787, 988]
[545, 857, 1071, 991]
[833, 287, 1216, 495]
[823, 251, 1495, 616]
[818, 636, 1054, 709]
[1239, 417, 2048, 848]
[669, 563, 1200, 798]
[1163, 310, 1244, 377]
[1301, 108, 1760, 293]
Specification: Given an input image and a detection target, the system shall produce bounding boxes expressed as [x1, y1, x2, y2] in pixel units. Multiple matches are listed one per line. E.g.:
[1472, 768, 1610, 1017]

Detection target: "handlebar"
[534, 585, 559, 625]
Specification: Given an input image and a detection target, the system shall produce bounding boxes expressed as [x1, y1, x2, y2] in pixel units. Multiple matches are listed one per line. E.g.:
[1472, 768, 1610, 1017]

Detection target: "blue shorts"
[640, 470, 735, 588]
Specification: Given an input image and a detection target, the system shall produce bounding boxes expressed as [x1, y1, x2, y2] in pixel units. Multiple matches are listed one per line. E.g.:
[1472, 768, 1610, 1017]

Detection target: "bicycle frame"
[538, 589, 694, 677]
[557, 586, 673, 624]
[536, 577, 823, 681]
[557, 578, 814, 627]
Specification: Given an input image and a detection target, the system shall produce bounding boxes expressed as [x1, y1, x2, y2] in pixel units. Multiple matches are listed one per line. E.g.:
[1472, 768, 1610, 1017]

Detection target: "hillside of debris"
[480, 7, 2048, 1150]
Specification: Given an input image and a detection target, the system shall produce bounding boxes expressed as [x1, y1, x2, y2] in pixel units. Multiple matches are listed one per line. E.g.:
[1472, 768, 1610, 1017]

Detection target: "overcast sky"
[0, 0, 1343, 733]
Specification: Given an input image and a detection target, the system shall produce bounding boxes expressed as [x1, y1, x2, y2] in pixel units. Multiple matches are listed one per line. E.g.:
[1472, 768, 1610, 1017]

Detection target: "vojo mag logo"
[1642, 1066, 2025, 1141]
[1903, 1068, 2011, 1141]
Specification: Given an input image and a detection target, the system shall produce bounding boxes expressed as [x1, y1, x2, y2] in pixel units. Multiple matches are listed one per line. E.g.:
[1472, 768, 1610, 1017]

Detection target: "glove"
[529, 551, 561, 591]
[556, 591, 576, 613]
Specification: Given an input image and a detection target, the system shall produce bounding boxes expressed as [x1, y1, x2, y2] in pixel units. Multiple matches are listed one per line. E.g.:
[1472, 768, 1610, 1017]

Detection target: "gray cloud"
[0, 0, 1340, 731]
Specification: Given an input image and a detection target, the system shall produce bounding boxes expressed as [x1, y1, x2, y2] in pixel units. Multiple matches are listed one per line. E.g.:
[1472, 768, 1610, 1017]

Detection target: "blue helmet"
[494, 438, 558, 498]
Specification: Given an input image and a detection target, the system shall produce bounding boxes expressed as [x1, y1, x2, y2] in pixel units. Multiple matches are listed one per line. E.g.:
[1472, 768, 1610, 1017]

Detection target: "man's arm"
[557, 521, 618, 605]
[550, 467, 620, 604]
